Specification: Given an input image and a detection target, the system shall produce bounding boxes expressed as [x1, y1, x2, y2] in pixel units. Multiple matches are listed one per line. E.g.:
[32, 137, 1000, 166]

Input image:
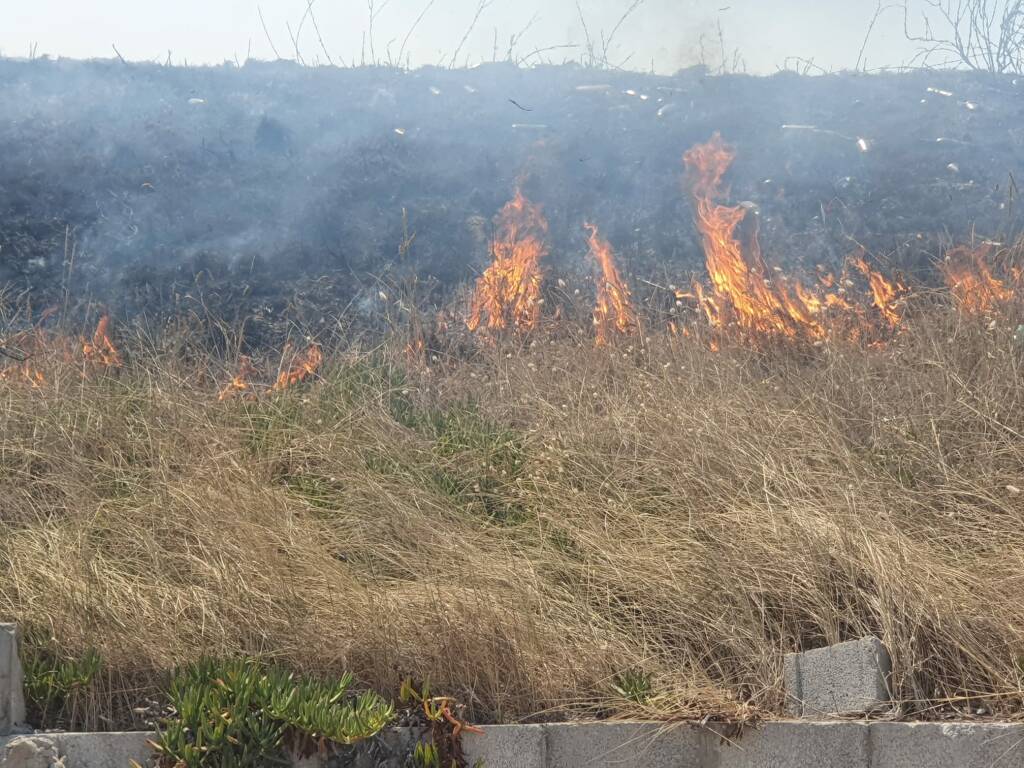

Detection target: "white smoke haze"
[2, 0, 926, 74]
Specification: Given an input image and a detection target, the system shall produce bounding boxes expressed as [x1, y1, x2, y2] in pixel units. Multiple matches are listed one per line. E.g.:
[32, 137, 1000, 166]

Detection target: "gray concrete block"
[0, 736, 59, 768]
[784, 636, 891, 717]
[717, 722, 870, 768]
[868, 722, 1024, 768]
[463, 724, 545, 768]
[52, 728, 424, 768]
[54, 731, 153, 768]
[543, 722, 710, 768]
[0, 626, 25, 736]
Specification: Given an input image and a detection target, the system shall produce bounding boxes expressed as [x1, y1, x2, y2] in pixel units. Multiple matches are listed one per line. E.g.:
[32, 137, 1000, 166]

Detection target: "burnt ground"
[1, 58, 1022, 342]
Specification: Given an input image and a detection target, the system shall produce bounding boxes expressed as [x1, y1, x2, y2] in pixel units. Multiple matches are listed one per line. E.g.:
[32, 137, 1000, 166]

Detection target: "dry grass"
[2, 299, 1024, 728]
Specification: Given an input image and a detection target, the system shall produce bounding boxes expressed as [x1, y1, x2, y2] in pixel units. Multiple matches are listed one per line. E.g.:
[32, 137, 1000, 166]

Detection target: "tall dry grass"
[2, 298, 1024, 727]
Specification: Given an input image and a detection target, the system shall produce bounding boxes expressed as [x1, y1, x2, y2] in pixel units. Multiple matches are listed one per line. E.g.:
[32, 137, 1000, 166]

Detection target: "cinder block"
[543, 722, 710, 768]
[716, 722, 870, 768]
[867, 722, 1024, 768]
[0, 735, 59, 768]
[0, 626, 25, 736]
[53, 731, 154, 768]
[784, 636, 891, 717]
[462, 724, 546, 768]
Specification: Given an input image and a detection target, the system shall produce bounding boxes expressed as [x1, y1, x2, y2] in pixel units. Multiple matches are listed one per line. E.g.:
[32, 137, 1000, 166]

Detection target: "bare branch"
[297, 0, 334, 66]
[518, 43, 580, 67]
[858, 2, 900, 71]
[449, 0, 495, 69]
[902, 0, 1024, 73]
[367, 0, 395, 66]
[286, 21, 305, 65]
[575, 0, 596, 67]
[257, 5, 282, 60]
[505, 12, 539, 62]
[601, 0, 645, 66]
[398, 0, 437, 69]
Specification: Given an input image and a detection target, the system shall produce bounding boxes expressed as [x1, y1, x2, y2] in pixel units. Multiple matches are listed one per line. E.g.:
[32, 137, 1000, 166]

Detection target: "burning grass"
[2, 293, 1024, 728]
[3, 134, 1024, 729]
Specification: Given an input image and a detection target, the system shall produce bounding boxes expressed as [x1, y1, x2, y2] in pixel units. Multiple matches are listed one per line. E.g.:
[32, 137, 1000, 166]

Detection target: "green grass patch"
[153, 658, 393, 767]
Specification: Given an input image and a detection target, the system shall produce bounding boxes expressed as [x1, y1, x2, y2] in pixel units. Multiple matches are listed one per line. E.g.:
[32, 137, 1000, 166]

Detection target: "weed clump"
[152, 659, 393, 767]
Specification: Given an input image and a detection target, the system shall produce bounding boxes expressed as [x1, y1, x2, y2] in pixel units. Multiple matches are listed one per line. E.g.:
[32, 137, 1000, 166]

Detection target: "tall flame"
[851, 255, 906, 328]
[942, 244, 1014, 314]
[81, 315, 122, 367]
[585, 222, 637, 345]
[467, 189, 548, 333]
[683, 134, 824, 340]
[273, 343, 323, 391]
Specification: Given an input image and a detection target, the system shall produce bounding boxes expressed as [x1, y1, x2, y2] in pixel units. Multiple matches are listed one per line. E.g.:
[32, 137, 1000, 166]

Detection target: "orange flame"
[585, 222, 637, 345]
[851, 256, 906, 328]
[81, 315, 122, 367]
[0, 363, 46, 388]
[404, 337, 426, 365]
[217, 356, 259, 401]
[942, 244, 1014, 314]
[467, 189, 548, 333]
[273, 343, 323, 391]
[683, 134, 824, 340]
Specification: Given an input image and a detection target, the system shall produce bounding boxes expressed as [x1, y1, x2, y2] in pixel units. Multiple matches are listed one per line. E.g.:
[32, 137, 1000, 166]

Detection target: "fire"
[81, 315, 122, 367]
[683, 134, 824, 340]
[851, 256, 906, 328]
[272, 343, 323, 391]
[942, 244, 1014, 314]
[585, 222, 637, 345]
[467, 189, 548, 333]
[217, 356, 259, 401]
[404, 337, 426, 366]
[0, 362, 46, 388]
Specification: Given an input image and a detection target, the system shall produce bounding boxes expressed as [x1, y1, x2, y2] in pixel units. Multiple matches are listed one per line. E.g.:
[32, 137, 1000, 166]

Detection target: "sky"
[0, 0, 922, 74]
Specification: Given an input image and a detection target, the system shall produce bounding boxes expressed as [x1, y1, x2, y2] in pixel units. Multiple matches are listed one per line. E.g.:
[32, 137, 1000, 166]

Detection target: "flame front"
[82, 315, 122, 367]
[683, 134, 824, 340]
[467, 189, 548, 333]
[218, 356, 259, 401]
[851, 255, 905, 328]
[0, 362, 46, 388]
[942, 244, 1014, 314]
[585, 222, 637, 345]
[273, 343, 323, 391]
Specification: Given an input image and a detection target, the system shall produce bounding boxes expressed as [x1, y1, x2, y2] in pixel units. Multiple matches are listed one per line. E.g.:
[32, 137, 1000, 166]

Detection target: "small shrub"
[400, 679, 482, 768]
[414, 741, 441, 768]
[611, 669, 652, 705]
[152, 658, 393, 767]
[22, 642, 101, 730]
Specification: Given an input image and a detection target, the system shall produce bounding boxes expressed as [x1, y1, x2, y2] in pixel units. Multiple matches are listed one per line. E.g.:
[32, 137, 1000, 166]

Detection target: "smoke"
[0, 1, 1015, 335]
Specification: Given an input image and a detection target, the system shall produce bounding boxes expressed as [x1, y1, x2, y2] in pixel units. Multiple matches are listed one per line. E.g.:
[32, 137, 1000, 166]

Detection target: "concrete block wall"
[462, 721, 1024, 768]
[2, 626, 1021, 767]
[4, 720, 1024, 767]
[0, 626, 25, 737]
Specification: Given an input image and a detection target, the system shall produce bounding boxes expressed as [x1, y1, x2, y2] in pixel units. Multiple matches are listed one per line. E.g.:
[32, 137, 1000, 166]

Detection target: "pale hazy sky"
[1, 0, 920, 74]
